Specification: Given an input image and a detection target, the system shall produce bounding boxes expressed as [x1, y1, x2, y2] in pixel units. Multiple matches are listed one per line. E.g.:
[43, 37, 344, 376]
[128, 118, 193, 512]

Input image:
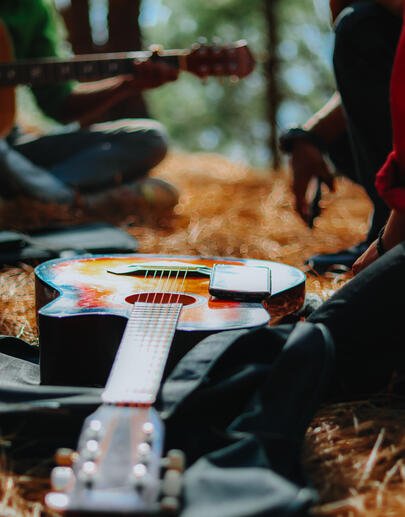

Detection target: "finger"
[318, 167, 335, 192]
[295, 196, 309, 223]
[292, 177, 311, 222]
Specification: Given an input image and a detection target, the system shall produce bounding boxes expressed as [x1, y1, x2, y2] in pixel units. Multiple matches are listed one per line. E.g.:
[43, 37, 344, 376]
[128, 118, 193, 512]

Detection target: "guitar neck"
[102, 301, 183, 406]
[0, 49, 184, 87]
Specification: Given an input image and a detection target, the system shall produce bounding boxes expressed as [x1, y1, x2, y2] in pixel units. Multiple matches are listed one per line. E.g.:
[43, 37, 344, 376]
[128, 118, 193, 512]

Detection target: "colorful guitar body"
[35, 254, 305, 386]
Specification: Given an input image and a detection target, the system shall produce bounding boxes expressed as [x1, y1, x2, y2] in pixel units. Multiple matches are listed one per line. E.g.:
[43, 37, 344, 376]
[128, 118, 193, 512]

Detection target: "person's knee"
[95, 118, 169, 170]
[120, 119, 169, 167]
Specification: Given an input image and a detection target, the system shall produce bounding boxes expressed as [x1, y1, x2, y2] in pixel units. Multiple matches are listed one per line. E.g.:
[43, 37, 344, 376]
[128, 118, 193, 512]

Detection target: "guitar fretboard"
[102, 301, 182, 405]
[0, 52, 180, 87]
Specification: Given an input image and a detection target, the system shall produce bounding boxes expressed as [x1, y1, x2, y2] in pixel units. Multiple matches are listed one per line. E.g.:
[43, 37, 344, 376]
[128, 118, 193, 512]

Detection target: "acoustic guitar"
[36, 254, 305, 515]
[0, 18, 254, 138]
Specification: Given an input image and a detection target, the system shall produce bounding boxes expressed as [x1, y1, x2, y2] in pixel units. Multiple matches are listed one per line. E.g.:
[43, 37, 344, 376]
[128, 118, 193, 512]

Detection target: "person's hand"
[352, 240, 379, 274]
[290, 139, 335, 224]
[128, 59, 179, 90]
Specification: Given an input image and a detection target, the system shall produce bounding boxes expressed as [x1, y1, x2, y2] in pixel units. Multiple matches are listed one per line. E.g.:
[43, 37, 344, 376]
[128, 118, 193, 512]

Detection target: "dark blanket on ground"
[0, 321, 335, 517]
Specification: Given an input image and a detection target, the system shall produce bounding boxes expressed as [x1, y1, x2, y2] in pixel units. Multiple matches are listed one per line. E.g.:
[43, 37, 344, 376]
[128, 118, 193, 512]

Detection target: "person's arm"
[352, 210, 405, 273]
[57, 60, 179, 126]
[288, 93, 346, 223]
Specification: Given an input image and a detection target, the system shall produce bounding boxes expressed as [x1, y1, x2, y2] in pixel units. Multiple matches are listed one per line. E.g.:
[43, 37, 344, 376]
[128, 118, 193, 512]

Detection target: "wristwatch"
[279, 127, 327, 155]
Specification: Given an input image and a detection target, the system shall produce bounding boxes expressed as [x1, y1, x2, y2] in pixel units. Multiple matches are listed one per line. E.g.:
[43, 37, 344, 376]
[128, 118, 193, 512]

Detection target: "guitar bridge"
[107, 261, 212, 277]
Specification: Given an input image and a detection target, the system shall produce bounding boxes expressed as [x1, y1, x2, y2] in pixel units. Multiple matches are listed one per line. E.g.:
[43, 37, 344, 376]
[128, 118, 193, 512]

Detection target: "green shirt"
[1, 0, 74, 120]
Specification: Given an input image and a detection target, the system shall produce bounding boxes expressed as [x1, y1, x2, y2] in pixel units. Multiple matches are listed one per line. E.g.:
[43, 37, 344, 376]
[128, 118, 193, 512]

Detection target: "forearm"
[57, 76, 133, 126]
[303, 92, 347, 145]
[381, 210, 405, 250]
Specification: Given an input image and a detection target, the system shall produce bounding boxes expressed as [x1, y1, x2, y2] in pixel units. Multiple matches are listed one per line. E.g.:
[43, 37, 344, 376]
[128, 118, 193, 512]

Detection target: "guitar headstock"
[184, 39, 255, 79]
[45, 405, 185, 515]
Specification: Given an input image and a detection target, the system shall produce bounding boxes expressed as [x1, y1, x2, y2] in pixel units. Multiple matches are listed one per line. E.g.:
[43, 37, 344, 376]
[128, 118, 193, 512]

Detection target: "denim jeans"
[328, 2, 402, 241]
[1, 118, 168, 203]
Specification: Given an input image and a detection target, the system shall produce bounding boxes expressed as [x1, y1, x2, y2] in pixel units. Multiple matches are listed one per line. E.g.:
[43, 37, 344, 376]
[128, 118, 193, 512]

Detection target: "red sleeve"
[375, 4, 405, 212]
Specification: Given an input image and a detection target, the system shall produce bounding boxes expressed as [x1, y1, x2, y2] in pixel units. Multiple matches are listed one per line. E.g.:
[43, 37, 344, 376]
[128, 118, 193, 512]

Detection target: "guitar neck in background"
[0, 40, 255, 87]
[0, 49, 184, 87]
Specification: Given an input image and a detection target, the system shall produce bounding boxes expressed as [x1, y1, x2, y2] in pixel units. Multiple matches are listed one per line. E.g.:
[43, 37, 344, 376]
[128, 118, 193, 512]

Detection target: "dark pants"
[1, 119, 168, 204]
[308, 240, 405, 397]
[328, 2, 402, 241]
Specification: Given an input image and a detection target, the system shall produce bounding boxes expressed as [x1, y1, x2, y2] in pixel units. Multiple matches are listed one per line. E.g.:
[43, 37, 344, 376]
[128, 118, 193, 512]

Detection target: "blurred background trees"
[51, 0, 336, 169]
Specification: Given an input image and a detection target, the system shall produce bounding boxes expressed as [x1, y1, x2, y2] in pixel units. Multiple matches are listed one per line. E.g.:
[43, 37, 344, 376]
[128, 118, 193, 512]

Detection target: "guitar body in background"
[35, 254, 305, 387]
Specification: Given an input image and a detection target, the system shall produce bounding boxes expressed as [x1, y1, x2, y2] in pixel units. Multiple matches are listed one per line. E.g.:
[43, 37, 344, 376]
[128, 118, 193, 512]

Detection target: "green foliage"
[140, 0, 336, 167]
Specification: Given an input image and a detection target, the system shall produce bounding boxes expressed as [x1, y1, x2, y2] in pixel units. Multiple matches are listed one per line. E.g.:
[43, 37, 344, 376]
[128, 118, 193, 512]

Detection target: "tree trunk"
[105, 0, 148, 120]
[264, 0, 281, 170]
[58, 0, 148, 121]
[107, 0, 143, 52]
[60, 0, 93, 54]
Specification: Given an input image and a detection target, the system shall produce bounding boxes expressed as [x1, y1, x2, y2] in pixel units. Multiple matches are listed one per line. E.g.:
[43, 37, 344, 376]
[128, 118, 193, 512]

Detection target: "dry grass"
[0, 151, 401, 516]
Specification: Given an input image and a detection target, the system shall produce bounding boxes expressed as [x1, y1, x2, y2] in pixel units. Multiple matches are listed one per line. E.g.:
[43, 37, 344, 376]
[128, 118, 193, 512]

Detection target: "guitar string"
[127, 267, 187, 468]
[134, 268, 175, 400]
[111, 267, 163, 402]
[127, 267, 187, 474]
[123, 267, 178, 401]
[105, 262, 207, 404]
[131, 265, 188, 401]
[111, 264, 191, 404]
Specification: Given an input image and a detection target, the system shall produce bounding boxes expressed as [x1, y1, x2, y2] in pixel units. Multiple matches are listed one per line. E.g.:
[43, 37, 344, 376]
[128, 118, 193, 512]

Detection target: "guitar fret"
[102, 302, 183, 405]
[0, 57, 134, 86]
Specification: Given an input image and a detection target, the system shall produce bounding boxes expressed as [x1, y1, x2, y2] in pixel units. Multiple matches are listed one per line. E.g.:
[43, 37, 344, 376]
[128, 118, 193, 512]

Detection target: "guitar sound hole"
[125, 292, 197, 306]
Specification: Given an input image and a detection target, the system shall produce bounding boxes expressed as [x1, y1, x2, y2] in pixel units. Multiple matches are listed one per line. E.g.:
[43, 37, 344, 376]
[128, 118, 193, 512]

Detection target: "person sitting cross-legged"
[0, 0, 179, 216]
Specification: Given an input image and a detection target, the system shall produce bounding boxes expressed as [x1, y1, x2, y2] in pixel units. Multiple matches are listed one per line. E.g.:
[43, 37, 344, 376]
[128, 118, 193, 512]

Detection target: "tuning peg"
[213, 64, 224, 76]
[85, 419, 103, 439]
[197, 37, 208, 46]
[142, 421, 155, 443]
[136, 442, 151, 464]
[50, 466, 75, 492]
[82, 439, 101, 461]
[77, 460, 98, 487]
[198, 65, 210, 77]
[45, 492, 69, 512]
[160, 495, 180, 514]
[162, 469, 182, 498]
[55, 448, 78, 467]
[162, 449, 185, 473]
[130, 463, 150, 491]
